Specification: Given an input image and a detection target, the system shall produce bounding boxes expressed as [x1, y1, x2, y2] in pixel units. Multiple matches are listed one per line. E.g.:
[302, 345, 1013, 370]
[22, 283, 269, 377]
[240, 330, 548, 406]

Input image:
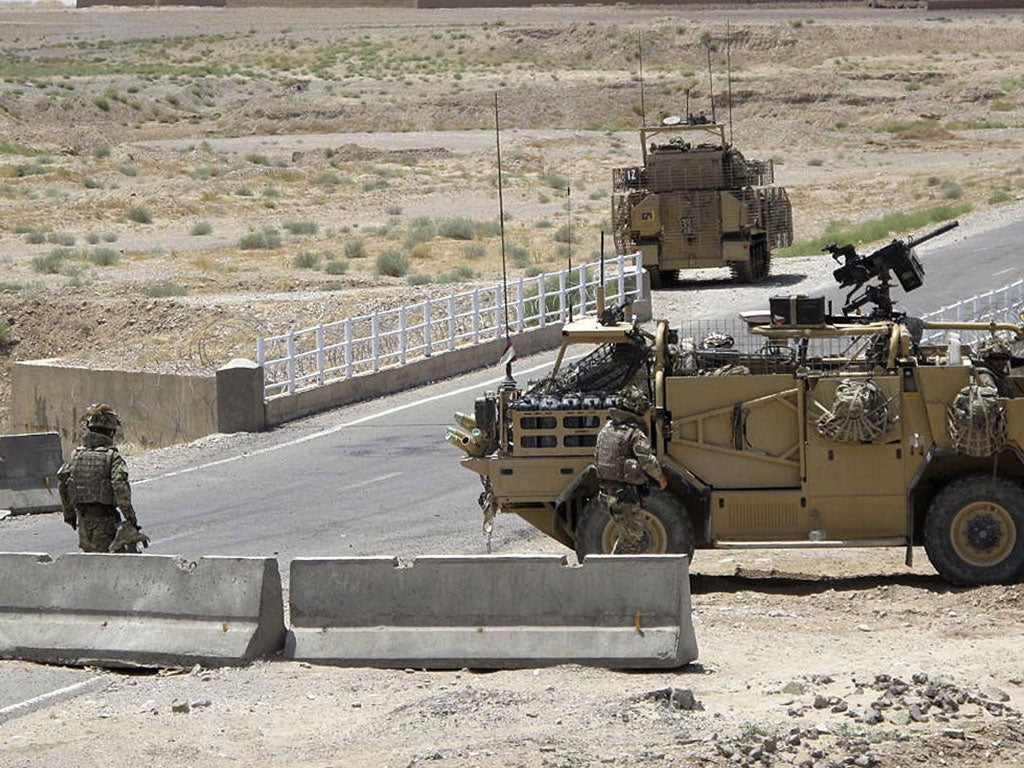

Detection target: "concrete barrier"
[0, 433, 63, 515]
[286, 554, 697, 669]
[0, 553, 286, 668]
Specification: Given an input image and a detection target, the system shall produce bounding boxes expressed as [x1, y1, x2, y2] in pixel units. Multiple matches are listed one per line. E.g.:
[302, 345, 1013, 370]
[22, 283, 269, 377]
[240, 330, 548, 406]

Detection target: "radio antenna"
[726, 20, 734, 145]
[706, 40, 716, 124]
[566, 185, 573, 323]
[494, 93, 510, 340]
[638, 33, 646, 127]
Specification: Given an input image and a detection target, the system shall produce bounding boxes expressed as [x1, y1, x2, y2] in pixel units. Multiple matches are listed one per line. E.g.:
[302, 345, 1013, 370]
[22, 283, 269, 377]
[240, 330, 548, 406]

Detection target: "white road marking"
[136, 359, 557, 484]
[0, 677, 106, 725]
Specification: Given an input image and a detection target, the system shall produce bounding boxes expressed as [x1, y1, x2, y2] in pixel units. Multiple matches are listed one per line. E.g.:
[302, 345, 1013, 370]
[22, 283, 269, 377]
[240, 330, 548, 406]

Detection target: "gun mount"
[826, 220, 959, 320]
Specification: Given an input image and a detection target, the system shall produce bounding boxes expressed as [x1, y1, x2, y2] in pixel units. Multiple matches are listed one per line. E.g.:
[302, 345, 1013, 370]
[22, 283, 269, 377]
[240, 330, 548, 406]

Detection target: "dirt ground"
[1, 4, 1024, 767]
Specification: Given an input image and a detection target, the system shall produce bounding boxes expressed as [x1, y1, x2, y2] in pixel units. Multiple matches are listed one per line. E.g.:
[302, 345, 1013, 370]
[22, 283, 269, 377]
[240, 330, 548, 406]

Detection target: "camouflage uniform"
[976, 335, 1014, 397]
[594, 387, 666, 553]
[57, 404, 140, 553]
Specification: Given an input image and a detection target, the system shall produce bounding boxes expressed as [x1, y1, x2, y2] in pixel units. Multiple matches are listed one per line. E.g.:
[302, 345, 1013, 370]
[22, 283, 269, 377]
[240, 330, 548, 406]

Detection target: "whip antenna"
[494, 93, 516, 386]
[495, 93, 510, 341]
[726, 20, 734, 145]
[566, 185, 573, 323]
[638, 33, 646, 127]
[706, 40, 716, 124]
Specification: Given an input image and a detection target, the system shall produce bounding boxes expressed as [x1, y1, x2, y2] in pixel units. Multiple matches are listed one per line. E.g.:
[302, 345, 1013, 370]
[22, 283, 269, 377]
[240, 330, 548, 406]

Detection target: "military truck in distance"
[612, 118, 793, 288]
[447, 221, 1024, 586]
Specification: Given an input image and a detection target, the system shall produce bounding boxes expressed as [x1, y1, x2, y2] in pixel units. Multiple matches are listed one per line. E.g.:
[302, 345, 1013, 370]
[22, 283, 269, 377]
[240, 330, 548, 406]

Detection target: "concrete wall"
[12, 361, 218, 454]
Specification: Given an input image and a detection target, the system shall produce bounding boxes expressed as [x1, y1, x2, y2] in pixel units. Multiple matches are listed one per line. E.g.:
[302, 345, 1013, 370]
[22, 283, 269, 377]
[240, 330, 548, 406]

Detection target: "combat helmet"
[81, 403, 122, 436]
[617, 385, 650, 414]
[978, 335, 1013, 360]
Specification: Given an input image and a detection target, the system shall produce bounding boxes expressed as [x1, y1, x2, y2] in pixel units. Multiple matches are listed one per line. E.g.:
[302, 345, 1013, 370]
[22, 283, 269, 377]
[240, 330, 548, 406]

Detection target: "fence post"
[372, 313, 381, 373]
[559, 270, 567, 321]
[472, 290, 481, 344]
[517, 278, 525, 333]
[344, 318, 353, 378]
[539, 276, 547, 327]
[494, 285, 503, 339]
[424, 301, 432, 357]
[286, 331, 296, 395]
[617, 253, 626, 303]
[399, 307, 407, 366]
[316, 324, 325, 386]
[578, 264, 587, 314]
[448, 296, 457, 352]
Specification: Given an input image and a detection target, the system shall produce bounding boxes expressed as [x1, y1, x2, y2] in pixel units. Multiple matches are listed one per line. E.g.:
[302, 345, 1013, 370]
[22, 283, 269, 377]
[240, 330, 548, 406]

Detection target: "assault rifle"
[825, 220, 959, 320]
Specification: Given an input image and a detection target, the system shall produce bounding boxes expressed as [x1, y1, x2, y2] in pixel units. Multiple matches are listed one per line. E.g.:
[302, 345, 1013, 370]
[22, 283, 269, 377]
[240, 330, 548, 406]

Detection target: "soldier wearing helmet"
[57, 404, 147, 553]
[975, 335, 1017, 397]
[594, 384, 668, 553]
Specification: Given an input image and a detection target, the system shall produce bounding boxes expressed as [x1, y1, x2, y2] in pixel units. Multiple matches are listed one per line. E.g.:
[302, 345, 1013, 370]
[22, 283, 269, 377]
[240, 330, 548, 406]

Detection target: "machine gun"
[825, 220, 959, 319]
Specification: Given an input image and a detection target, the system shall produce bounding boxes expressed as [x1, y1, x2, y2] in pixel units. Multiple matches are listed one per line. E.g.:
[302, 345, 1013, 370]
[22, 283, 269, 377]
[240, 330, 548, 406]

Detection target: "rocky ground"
[1, 4, 1024, 767]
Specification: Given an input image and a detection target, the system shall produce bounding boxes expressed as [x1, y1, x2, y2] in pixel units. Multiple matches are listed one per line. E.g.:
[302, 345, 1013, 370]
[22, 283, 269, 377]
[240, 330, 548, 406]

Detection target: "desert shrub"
[83, 177, 102, 189]
[538, 170, 569, 190]
[323, 259, 349, 275]
[386, 204, 403, 216]
[235, 187, 254, 197]
[507, 243, 531, 268]
[463, 243, 486, 260]
[437, 265, 474, 283]
[238, 228, 281, 250]
[344, 239, 366, 259]
[404, 217, 436, 248]
[553, 224, 579, 244]
[93, 145, 111, 159]
[101, 232, 118, 243]
[88, 247, 120, 266]
[283, 220, 318, 236]
[410, 242, 431, 260]
[292, 250, 322, 269]
[406, 273, 431, 286]
[126, 205, 152, 224]
[939, 180, 963, 200]
[47, 232, 75, 246]
[438, 217, 475, 240]
[362, 178, 389, 192]
[24, 230, 46, 245]
[535, 219, 554, 229]
[86, 233, 100, 244]
[190, 220, 213, 236]
[376, 249, 409, 277]
[312, 172, 343, 186]
[246, 153, 270, 166]
[119, 165, 138, 177]
[31, 247, 72, 274]
[142, 280, 188, 298]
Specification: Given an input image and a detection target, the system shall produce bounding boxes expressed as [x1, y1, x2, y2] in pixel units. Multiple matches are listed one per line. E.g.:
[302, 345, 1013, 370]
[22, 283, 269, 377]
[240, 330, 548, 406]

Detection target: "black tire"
[731, 238, 770, 283]
[924, 475, 1024, 586]
[574, 489, 695, 560]
[648, 269, 674, 290]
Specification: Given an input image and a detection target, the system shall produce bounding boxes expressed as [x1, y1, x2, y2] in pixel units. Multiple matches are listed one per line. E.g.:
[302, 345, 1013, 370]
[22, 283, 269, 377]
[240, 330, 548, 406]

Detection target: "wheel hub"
[952, 501, 1016, 567]
[602, 510, 669, 554]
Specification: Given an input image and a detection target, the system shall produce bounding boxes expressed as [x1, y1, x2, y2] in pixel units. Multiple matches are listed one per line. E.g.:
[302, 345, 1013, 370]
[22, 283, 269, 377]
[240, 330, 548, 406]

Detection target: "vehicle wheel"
[648, 268, 663, 290]
[730, 260, 755, 284]
[924, 475, 1024, 586]
[574, 489, 695, 560]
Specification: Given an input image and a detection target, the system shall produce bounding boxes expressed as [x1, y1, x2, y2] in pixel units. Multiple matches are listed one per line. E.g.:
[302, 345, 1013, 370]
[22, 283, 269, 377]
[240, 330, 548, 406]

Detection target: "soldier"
[594, 385, 668, 553]
[57, 404, 148, 553]
[975, 335, 1016, 397]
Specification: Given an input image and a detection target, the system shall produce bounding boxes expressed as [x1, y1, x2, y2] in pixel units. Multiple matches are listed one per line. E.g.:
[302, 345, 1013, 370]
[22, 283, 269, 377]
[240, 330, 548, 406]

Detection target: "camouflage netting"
[948, 383, 1007, 457]
[816, 378, 898, 443]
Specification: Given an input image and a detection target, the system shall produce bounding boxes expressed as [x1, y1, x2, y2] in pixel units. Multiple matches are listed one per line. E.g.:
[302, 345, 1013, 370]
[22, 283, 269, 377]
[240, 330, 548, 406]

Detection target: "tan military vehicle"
[612, 117, 793, 288]
[447, 221, 1024, 586]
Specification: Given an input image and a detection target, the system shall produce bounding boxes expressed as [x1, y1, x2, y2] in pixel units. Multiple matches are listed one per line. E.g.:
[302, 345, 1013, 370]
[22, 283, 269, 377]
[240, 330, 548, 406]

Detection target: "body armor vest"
[70, 447, 114, 505]
[596, 421, 646, 485]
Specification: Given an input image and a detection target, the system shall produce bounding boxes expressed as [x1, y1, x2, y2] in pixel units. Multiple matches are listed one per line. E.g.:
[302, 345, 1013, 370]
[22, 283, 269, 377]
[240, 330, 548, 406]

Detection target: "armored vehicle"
[612, 118, 793, 288]
[447, 221, 1024, 586]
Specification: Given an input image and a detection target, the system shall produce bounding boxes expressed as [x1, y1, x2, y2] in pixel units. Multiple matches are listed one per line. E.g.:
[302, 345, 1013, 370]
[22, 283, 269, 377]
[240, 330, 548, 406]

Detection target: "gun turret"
[827, 220, 959, 319]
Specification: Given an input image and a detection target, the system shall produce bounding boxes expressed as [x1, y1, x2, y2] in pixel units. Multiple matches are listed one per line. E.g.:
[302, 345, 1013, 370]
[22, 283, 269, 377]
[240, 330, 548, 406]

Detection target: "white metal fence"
[920, 279, 1024, 346]
[257, 253, 645, 397]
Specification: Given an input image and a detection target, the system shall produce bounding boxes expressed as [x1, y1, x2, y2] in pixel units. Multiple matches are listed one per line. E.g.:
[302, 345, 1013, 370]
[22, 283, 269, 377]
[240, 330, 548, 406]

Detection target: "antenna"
[638, 33, 646, 128]
[726, 20, 734, 145]
[706, 41, 716, 124]
[566, 185, 573, 323]
[597, 230, 606, 315]
[494, 93, 515, 387]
